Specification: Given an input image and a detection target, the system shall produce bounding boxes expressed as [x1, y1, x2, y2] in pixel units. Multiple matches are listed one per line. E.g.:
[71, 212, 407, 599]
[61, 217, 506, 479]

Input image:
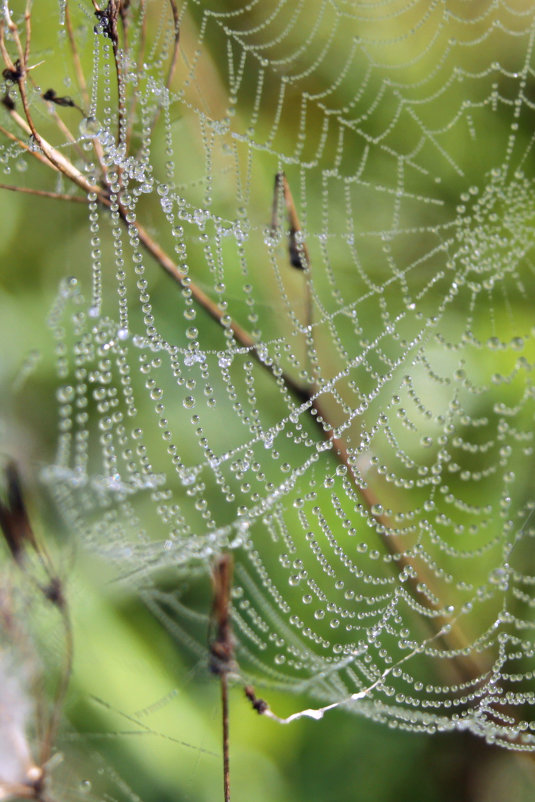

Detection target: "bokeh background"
[2, 1, 535, 800]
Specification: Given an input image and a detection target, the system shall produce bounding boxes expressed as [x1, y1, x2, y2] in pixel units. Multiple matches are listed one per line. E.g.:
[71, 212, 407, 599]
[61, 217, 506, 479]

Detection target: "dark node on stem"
[1, 93, 15, 110]
[94, 1, 119, 46]
[288, 229, 307, 270]
[209, 553, 235, 675]
[2, 59, 23, 84]
[42, 88, 75, 108]
[244, 685, 269, 715]
[43, 575, 65, 609]
[0, 461, 38, 564]
[271, 172, 310, 271]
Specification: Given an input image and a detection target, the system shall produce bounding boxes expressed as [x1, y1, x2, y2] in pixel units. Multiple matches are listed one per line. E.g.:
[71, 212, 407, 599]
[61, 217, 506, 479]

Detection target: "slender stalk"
[40, 602, 73, 768]
[0, 183, 89, 201]
[311, 399, 484, 681]
[209, 555, 234, 802]
[65, 0, 89, 108]
[221, 672, 231, 802]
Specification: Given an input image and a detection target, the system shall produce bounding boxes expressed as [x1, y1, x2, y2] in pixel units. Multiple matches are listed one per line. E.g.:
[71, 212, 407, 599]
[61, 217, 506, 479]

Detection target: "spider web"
[3, 0, 535, 751]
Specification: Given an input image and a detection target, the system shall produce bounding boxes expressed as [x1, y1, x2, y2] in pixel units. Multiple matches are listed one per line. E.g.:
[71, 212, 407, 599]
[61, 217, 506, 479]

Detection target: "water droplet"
[79, 116, 101, 138]
[57, 385, 75, 403]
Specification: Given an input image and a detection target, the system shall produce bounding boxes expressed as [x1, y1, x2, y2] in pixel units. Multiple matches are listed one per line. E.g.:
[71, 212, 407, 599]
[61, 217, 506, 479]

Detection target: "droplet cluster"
[8, 0, 535, 749]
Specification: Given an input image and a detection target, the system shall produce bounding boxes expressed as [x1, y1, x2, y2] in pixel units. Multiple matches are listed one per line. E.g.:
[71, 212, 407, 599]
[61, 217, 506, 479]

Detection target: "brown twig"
[311, 398, 483, 681]
[166, 0, 181, 91]
[220, 672, 231, 802]
[128, 0, 179, 155]
[272, 172, 310, 272]
[209, 554, 234, 802]
[0, 183, 89, 202]
[272, 172, 315, 377]
[65, 0, 90, 108]
[93, 1, 125, 143]
[244, 685, 268, 715]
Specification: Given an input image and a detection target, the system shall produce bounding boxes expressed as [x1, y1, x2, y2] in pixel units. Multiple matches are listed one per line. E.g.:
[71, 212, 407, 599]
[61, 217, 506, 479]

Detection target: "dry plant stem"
[273, 175, 480, 675]
[125, 0, 179, 153]
[0, 10, 480, 685]
[0, 18, 306, 395]
[209, 555, 235, 802]
[40, 603, 73, 767]
[221, 672, 231, 802]
[5, 101, 91, 189]
[0, 182, 90, 201]
[141, 0, 180, 146]
[0, 123, 58, 171]
[129, 216, 308, 399]
[0, 107, 306, 403]
[273, 173, 311, 271]
[312, 401, 484, 681]
[0, 16, 96, 188]
[65, 0, 90, 107]
[23, 1, 31, 66]
[46, 108, 87, 163]
[126, 0, 147, 150]
[273, 173, 314, 371]
[166, 0, 181, 87]
[94, 0, 125, 143]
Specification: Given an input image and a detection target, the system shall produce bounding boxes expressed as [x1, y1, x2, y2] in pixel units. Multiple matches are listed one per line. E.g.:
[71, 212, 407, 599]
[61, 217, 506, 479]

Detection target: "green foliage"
[2, 2, 535, 800]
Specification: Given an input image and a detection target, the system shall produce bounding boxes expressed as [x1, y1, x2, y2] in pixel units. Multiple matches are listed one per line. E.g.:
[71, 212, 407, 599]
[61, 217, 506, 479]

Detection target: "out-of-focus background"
[2, 1, 535, 800]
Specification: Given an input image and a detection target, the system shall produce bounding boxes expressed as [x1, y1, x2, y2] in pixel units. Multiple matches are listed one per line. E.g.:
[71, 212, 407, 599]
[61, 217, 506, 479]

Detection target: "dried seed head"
[42, 89, 76, 108]
[2, 60, 23, 84]
[244, 685, 269, 715]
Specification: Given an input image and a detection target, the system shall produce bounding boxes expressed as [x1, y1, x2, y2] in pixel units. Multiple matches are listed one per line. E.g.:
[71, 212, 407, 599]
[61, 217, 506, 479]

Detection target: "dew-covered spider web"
[3, 0, 535, 752]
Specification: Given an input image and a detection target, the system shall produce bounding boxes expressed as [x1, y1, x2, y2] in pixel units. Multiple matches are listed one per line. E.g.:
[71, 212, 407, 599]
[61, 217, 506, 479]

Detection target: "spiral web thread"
[2, 0, 535, 751]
